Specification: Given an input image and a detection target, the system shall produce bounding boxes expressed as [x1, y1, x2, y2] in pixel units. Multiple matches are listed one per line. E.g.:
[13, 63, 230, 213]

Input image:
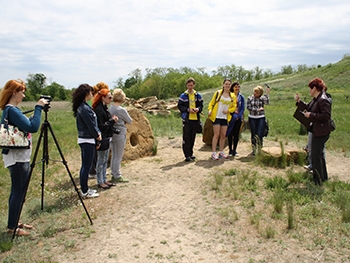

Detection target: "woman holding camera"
[0, 79, 48, 236]
[92, 86, 118, 189]
[109, 89, 132, 183]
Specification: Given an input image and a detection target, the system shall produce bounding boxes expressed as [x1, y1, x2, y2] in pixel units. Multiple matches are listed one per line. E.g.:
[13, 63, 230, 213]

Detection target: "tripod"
[12, 105, 93, 240]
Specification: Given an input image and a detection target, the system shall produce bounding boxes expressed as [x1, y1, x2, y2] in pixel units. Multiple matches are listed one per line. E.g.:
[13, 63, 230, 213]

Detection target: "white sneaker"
[81, 189, 99, 198]
[211, 153, 219, 160]
[88, 188, 97, 194]
[218, 152, 228, 159]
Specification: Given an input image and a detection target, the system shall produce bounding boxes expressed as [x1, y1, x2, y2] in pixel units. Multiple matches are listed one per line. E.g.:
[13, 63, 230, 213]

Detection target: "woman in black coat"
[295, 78, 331, 184]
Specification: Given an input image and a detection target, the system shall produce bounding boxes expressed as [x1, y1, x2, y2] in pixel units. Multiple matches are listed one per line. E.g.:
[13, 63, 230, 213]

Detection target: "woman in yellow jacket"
[208, 79, 237, 160]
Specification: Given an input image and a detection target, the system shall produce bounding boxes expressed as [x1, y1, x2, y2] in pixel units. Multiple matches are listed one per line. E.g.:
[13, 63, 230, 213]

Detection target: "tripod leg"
[46, 121, 93, 225]
[12, 123, 45, 241]
[41, 120, 49, 210]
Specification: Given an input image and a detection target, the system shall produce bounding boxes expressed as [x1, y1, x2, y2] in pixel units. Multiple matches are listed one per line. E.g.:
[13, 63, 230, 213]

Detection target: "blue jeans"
[96, 149, 109, 184]
[249, 117, 265, 152]
[79, 143, 96, 193]
[7, 162, 30, 230]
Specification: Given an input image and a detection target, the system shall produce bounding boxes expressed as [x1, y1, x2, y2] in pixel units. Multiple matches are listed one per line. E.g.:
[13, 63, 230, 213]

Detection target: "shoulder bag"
[0, 106, 30, 149]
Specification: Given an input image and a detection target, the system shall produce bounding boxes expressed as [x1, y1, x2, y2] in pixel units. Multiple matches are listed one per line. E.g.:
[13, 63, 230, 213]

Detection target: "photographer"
[92, 86, 118, 189]
[0, 79, 48, 236]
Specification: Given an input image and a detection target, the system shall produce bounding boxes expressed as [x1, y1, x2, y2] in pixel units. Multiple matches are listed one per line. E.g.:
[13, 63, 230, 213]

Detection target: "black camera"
[40, 95, 52, 103]
[113, 128, 120, 134]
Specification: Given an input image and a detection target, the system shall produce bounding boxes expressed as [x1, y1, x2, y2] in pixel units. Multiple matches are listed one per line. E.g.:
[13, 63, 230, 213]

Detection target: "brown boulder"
[202, 117, 213, 145]
[123, 107, 155, 160]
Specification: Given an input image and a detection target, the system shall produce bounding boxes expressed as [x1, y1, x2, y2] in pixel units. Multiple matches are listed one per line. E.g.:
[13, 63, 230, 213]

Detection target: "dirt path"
[53, 136, 350, 263]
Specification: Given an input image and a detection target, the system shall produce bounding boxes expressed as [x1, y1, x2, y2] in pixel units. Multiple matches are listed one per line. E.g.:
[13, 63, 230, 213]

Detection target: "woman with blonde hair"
[246, 85, 270, 155]
[109, 89, 132, 183]
[0, 79, 47, 236]
[92, 86, 118, 189]
[208, 79, 237, 160]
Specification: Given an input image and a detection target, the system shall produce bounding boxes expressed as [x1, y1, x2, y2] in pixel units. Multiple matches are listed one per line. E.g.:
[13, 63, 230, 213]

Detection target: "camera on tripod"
[40, 95, 52, 103]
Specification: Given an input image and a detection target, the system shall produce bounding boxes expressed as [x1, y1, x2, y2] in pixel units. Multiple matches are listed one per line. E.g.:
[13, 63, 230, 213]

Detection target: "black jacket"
[297, 92, 331, 137]
[94, 102, 114, 138]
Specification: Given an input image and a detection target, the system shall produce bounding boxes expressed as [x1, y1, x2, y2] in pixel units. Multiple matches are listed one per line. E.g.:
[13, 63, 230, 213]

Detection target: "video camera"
[40, 95, 52, 103]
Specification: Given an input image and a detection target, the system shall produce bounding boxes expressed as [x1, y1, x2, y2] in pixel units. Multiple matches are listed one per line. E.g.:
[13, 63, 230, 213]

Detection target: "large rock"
[202, 117, 213, 145]
[123, 107, 155, 160]
[261, 146, 304, 164]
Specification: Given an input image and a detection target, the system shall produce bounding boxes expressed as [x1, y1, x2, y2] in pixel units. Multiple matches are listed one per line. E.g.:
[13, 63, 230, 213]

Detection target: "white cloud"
[0, 0, 349, 88]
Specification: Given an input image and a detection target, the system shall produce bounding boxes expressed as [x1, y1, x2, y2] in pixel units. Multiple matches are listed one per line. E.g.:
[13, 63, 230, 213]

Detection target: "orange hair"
[92, 88, 110, 110]
[0, 79, 26, 110]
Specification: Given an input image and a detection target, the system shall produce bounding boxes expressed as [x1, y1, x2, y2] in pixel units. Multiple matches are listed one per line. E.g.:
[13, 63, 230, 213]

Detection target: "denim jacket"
[76, 102, 101, 139]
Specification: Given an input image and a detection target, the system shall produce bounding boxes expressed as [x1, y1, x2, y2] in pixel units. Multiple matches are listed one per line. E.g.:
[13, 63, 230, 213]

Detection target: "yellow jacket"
[208, 89, 237, 123]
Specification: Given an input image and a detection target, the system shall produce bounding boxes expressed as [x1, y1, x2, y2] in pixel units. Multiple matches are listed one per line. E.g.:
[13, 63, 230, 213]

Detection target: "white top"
[3, 148, 32, 168]
[216, 96, 231, 119]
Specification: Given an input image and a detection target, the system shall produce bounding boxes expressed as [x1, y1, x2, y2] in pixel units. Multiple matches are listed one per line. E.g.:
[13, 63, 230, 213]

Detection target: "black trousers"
[311, 134, 329, 184]
[227, 118, 242, 154]
[182, 120, 197, 158]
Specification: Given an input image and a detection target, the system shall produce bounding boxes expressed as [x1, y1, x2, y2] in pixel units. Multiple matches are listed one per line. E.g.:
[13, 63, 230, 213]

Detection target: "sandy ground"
[49, 135, 350, 263]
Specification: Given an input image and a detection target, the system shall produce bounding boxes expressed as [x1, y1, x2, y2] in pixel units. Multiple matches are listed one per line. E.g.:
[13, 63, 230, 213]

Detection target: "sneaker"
[228, 151, 233, 157]
[185, 157, 191, 162]
[233, 152, 239, 157]
[211, 153, 219, 160]
[218, 152, 228, 159]
[81, 189, 99, 198]
[111, 176, 129, 183]
[190, 156, 196, 160]
[88, 188, 97, 194]
[303, 165, 312, 171]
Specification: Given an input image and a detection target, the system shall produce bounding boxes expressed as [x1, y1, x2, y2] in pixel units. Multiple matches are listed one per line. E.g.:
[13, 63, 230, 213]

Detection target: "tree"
[26, 73, 47, 99]
[254, 66, 263, 80]
[280, 65, 294, 75]
[113, 77, 124, 90]
[44, 82, 66, 100]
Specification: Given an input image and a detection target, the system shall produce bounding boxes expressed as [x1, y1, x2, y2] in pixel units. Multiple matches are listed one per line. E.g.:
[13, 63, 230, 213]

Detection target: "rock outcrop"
[123, 107, 155, 160]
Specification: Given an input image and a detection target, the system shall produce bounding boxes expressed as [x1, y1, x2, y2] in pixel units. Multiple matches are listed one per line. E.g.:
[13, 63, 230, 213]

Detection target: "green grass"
[207, 168, 350, 257]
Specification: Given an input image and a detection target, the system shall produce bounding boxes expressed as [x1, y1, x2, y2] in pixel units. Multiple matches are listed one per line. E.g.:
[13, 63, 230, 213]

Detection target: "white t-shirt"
[216, 96, 231, 119]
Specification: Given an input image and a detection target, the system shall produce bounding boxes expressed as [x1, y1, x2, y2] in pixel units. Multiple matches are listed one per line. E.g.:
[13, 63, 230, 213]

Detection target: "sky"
[1, 0, 349, 89]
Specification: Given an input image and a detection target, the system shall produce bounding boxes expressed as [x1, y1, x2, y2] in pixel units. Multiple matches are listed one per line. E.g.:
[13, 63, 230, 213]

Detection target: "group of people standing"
[178, 77, 269, 162]
[178, 76, 332, 186]
[72, 82, 132, 198]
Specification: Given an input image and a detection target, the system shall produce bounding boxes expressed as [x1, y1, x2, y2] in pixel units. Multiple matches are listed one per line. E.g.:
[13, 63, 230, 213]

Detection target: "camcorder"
[40, 95, 52, 103]
[40, 95, 52, 112]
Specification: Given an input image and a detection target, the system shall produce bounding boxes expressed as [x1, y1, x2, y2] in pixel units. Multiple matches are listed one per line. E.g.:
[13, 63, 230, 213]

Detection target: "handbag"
[0, 106, 30, 149]
[196, 121, 203, 134]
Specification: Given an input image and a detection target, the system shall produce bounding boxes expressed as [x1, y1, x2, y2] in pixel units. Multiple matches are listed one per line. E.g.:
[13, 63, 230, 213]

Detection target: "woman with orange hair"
[92, 85, 118, 189]
[0, 79, 48, 236]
